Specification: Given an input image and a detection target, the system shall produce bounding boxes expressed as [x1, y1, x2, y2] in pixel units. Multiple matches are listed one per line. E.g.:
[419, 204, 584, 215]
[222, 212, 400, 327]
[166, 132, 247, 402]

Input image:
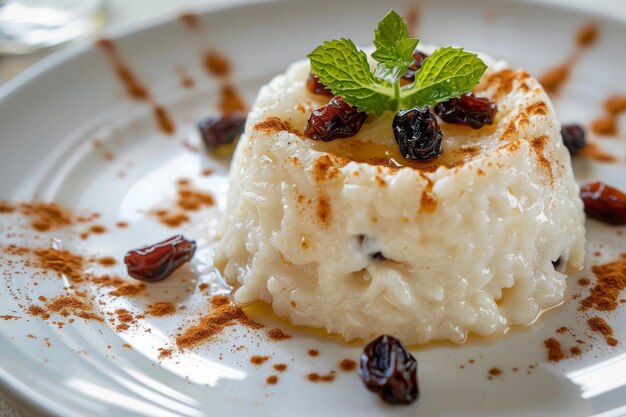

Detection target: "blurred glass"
[0, 0, 106, 55]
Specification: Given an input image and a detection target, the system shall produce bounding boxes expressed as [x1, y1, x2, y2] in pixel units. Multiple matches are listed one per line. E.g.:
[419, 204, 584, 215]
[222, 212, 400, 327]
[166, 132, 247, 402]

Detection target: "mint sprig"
[307, 10, 487, 116]
[308, 39, 396, 115]
[371, 10, 419, 84]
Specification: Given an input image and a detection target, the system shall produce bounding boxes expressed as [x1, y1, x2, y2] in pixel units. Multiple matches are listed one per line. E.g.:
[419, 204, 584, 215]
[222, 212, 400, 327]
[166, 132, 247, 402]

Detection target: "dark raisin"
[306, 72, 333, 97]
[400, 51, 428, 85]
[561, 124, 586, 155]
[371, 252, 387, 261]
[580, 182, 626, 225]
[357, 235, 388, 261]
[304, 96, 367, 142]
[124, 235, 196, 282]
[434, 93, 497, 129]
[197, 112, 246, 151]
[358, 335, 419, 405]
[393, 107, 443, 161]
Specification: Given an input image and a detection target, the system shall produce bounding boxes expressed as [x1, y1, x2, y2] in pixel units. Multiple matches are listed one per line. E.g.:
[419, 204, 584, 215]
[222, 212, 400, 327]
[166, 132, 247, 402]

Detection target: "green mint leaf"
[308, 38, 395, 116]
[371, 10, 418, 84]
[400, 46, 487, 108]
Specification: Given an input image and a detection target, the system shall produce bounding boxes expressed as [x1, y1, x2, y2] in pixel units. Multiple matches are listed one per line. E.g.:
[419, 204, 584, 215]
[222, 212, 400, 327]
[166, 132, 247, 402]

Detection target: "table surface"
[1, 0, 624, 415]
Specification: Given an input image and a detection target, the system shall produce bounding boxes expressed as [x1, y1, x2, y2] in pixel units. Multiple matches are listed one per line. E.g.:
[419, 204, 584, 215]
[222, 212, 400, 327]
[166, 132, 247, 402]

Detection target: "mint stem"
[393, 82, 400, 112]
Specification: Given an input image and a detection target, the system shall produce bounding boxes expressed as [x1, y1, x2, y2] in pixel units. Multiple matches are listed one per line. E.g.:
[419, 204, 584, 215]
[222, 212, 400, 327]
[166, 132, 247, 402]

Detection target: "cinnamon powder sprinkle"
[488, 368, 502, 377]
[97, 257, 117, 267]
[204, 50, 231, 76]
[21, 202, 73, 232]
[307, 348, 319, 357]
[47, 295, 104, 322]
[268, 328, 291, 341]
[591, 95, 626, 136]
[266, 375, 279, 385]
[0, 202, 15, 213]
[0, 315, 20, 320]
[27, 305, 50, 320]
[33, 248, 85, 283]
[177, 187, 215, 211]
[587, 316, 618, 346]
[250, 355, 269, 365]
[89, 225, 107, 234]
[146, 302, 176, 317]
[544, 337, 566, 362]
[158, 348, 173, 359]
[339, 359, 357, 372]
[273, 364, 287, 372]
[580, 254, 626, 312]
[109, 282, 145, 297]
[307, 371, 335, 383]
[175, 295, 263, 350]
[576, 23, 599, 47]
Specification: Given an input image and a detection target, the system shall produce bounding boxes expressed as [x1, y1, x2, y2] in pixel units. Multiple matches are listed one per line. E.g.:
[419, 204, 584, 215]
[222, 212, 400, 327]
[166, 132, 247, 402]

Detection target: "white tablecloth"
[0, 0, 624, 415]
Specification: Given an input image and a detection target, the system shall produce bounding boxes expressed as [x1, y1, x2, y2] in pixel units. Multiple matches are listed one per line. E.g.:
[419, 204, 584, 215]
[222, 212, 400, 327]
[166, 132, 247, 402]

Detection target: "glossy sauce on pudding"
[310, 119, 499, 172]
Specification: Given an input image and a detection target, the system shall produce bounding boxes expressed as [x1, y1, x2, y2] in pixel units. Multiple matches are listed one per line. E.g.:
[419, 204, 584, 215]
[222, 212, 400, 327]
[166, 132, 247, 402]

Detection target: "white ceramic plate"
[1, 0, 626, 416]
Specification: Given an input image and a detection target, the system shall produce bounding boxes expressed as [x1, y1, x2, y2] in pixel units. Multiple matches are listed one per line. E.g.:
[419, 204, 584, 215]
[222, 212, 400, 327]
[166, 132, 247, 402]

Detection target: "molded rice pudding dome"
[215, 46, 586, 344]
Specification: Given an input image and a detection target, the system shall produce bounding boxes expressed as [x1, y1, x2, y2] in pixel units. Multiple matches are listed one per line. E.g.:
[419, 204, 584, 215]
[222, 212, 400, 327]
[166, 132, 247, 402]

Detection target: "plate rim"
[1, 0, 625, 416]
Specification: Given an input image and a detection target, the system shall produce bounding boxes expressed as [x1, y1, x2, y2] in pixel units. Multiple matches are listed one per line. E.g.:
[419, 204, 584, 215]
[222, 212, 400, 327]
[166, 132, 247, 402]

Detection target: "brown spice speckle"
[587, 316, 618, 346]
[268, 328, 291, 341]
[339, 359, 356, 372]
[544, 337, 566, 362]
[250, 355, 270, 365]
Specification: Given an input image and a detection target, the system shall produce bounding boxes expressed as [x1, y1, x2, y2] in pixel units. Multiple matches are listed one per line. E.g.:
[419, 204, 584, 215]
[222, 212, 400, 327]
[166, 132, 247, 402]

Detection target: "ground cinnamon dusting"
[266, 375, 279, 384]
[97, 38, 175, 135]
[177, 186, 214, 211]
[27, 305, 50, 320]
[591, 95, 626, 136]
[268, 328, 291, 341]
[576, 23, 599, 47]
[539, 23, 598, 95]
[544, 337, 566, 362]
[587, 316, 618, 346]
[89, 225, 107, 234]
[158, 348, 173, 359]
[33, 248, 85, 282]
[273, 364, 287, 372]
[146, 302, 176, 317]
[339, 359, 356, 372]
[580, 254, 626, 311]
[250, 355, 269, 365]
[21, 202, 73, 232]
[580, 143, 618, 163]
[175, 295, 263, 349]
[109, 282, 145, 297]
[0, 202, 15, 213]
[220, 84, 247, 115]
[47, 295, 104, 322]
[253, 117, 298, 135]
[307, 348, 319, 357]
[97, 257, 117, 267]
[204, 51, 231, 76]
[307, 371, 335, 383]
